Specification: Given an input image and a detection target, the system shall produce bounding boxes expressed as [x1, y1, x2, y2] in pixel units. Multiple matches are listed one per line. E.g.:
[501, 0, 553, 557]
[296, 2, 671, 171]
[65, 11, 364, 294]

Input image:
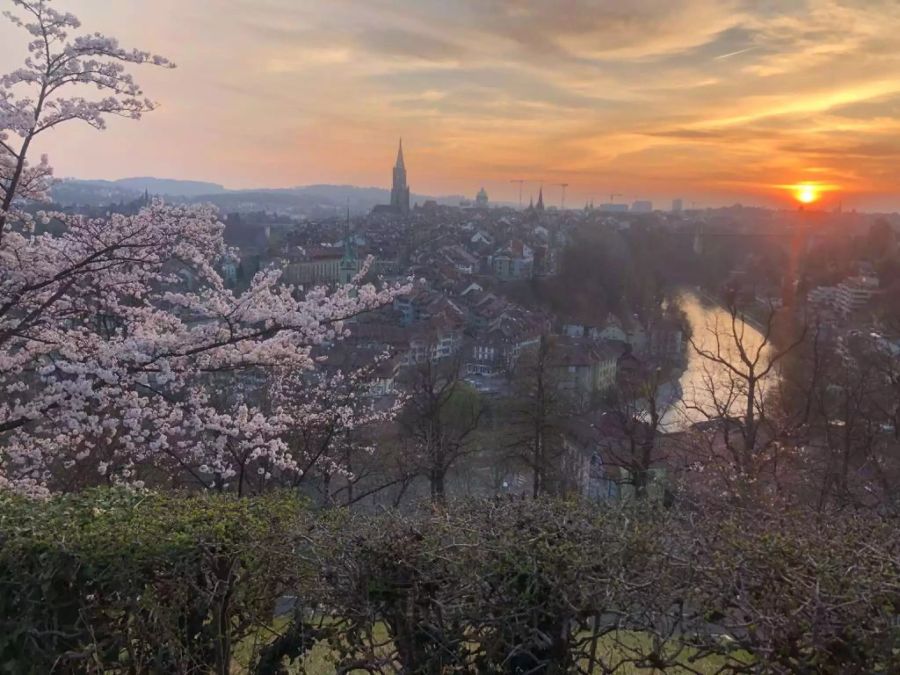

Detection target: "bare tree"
[802, 336, 900, 511]
[604, 365, 668, 499]
[685, 300, 807, 496]
[398, 355, 482, 503]
[504, 335, 580, 498]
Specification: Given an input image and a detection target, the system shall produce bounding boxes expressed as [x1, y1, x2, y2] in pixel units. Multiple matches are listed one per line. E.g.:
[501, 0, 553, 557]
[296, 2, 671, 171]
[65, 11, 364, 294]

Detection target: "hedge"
[0, 489, 304, 674]
[1, 491, 898, 674]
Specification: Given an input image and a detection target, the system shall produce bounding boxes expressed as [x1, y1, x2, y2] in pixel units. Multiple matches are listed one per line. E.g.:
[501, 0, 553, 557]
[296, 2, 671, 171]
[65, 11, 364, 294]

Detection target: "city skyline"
[2, 0, 900, 211]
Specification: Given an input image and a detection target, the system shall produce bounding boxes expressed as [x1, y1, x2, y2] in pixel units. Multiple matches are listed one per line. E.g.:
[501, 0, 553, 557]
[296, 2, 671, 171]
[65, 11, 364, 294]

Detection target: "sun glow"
[795, 183, 819, 204]
[778, 181, 840, 206]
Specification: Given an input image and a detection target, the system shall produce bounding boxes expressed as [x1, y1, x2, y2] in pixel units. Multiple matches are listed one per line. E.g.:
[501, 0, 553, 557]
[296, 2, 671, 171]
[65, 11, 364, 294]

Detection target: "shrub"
[0, 489, 305, 674]
[273, 500, 742, 673]
[683, 509, 900, 674]
[2, 491, 897, 674]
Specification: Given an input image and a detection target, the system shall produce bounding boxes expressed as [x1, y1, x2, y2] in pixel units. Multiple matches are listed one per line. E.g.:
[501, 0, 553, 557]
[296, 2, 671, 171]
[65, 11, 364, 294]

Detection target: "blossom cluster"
[0, 2, 410, 495]
[0, 201, 406, 494]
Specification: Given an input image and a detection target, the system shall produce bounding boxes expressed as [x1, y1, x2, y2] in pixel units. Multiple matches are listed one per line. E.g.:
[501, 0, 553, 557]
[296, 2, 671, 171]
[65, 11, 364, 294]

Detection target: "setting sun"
[779, 181, 840, 206]
[795, 184, 819, 204]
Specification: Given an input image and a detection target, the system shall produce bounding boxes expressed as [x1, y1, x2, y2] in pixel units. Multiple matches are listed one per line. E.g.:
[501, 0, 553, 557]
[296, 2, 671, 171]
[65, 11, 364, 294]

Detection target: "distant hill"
[51, 179, 142, 206]
[50, 178, 466, 216]
[114, 177, 227, 197]
[51, 177, 227, 205]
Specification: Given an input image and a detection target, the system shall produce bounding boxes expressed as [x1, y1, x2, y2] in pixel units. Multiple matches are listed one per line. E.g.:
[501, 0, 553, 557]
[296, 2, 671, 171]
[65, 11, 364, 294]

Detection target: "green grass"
[233, 621, 752, 674]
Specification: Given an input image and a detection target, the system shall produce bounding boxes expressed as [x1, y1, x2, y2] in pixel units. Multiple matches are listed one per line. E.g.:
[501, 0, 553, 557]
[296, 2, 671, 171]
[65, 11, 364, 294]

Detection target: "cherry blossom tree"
[269, 356, 405, 504]
[1, 0, 173, 234]
[156, 354, 405, 499]
[0, 204, 404, 494]
[0, 1, 407, 495]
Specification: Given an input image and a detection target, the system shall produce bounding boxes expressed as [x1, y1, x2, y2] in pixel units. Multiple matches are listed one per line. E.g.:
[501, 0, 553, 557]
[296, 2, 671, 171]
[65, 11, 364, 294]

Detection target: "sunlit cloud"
[265, 48, 354, 71]
[0, 0, 898, 209]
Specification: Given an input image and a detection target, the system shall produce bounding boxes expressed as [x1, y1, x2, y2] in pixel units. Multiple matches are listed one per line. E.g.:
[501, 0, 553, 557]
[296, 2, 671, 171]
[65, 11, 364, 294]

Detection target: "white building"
[807, 276, 879, 317]
[807, 285, 838, 308]
[834, 276, 879, 316]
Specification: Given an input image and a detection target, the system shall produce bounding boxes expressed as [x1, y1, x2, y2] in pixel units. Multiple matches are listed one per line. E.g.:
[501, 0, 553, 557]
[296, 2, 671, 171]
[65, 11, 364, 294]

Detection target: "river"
[660, 290, 772, 431]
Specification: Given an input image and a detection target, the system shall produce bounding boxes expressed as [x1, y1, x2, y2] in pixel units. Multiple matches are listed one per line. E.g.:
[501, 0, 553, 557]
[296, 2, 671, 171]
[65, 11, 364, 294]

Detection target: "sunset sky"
[2, 0, 899, 210]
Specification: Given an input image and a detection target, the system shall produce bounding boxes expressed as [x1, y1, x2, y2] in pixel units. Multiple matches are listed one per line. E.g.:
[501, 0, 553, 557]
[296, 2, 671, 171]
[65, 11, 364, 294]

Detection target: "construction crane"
[509, 179, 526, 210]
[554, 183, 569, 210]
[608, 192, 623, 204]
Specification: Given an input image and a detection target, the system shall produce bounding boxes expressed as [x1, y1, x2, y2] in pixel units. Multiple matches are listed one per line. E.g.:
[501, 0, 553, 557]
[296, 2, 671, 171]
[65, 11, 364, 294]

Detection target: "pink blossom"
[0, 2, 410, 494]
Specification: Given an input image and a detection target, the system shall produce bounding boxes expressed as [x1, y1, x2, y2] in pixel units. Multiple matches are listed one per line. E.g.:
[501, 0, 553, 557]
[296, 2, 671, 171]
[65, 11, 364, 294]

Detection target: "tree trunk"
[430, 464, 446, 503]
[744, 376, 757, 475]
[0, 126, 38, 244]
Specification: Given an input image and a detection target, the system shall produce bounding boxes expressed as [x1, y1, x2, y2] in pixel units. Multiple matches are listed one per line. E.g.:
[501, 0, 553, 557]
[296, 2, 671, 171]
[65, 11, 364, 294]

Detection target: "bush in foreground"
[0, 489, 304, 674]
[1, 491, 898, 673]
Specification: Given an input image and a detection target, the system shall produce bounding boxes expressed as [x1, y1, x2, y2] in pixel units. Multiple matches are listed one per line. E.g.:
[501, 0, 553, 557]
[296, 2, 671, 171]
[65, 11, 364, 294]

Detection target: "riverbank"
[693, 286, 769, 333]
[660, 290, 772, 431]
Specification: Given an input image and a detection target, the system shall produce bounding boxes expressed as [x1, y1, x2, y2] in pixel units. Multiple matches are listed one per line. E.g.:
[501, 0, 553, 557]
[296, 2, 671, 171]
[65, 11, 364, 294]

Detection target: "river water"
[660, 291, 772, 431]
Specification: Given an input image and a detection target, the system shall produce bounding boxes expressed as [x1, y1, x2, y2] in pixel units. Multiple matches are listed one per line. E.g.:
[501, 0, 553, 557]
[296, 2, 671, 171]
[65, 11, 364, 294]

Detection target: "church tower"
[536, 186, 545, 211]
[340, 207, 359, 284]
[390, 139, 410, 214]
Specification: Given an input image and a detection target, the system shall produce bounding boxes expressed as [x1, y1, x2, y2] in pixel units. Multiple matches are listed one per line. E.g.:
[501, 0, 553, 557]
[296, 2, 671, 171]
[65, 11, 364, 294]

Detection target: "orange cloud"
[1, 0, 898, 210]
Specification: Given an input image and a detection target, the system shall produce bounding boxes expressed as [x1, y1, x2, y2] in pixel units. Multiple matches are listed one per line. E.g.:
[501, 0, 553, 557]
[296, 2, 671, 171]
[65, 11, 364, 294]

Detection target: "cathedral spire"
[390, 138, 410, 214]
[395, 138, 405, 170]
[536, 186, 544, 211]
